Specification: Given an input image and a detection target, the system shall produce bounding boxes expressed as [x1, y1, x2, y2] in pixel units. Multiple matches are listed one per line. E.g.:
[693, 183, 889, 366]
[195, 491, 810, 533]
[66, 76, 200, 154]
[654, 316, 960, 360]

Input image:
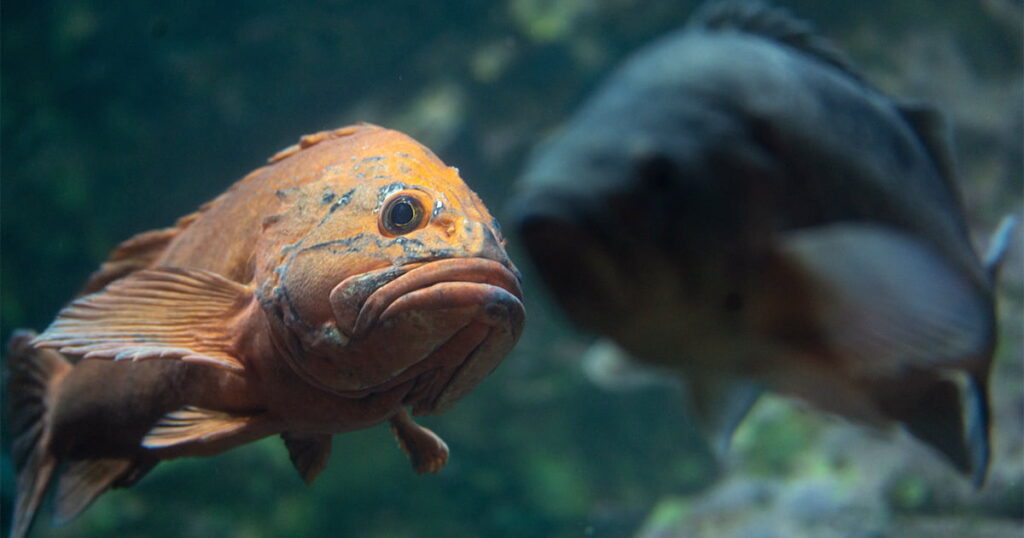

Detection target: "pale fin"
[79, 227, 181, 295]
[390, 409, 449, 474]
[143, 406, 260, 449]
[688, 375, 763, 456]
[779, 223, 993, 371]
[983, 214, 1018, 280]
[6, 329, 72, 538]
[33, 267, 253, 372]
[281, 432, 333, 485]
[689, 0, 862, 82]
[52, 458, 134, 525]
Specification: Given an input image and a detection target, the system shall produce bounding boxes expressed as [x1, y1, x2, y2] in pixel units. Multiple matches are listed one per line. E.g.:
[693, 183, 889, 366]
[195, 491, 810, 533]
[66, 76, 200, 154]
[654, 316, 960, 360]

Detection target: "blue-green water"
[2, 1, 1021, 536]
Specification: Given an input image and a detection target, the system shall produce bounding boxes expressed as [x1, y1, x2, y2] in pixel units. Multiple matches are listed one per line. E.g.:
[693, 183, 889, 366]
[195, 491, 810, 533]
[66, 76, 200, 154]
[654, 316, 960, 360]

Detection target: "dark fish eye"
[381, 194, 425, 235]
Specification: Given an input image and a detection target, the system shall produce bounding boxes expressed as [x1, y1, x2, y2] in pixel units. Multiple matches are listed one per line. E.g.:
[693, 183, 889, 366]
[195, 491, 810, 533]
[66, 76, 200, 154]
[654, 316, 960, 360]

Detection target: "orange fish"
[7, 124, 525, 538]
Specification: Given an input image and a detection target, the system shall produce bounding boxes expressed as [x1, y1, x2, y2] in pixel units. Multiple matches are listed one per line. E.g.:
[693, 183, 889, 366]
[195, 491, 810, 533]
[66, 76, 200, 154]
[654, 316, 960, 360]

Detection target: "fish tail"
[6, 329, 72, 538]
[894, 372, 991, 485]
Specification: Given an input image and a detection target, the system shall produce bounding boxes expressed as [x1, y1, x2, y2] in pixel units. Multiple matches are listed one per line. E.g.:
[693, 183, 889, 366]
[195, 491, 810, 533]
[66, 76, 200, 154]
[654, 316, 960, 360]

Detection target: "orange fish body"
[7, 124, 525, 537]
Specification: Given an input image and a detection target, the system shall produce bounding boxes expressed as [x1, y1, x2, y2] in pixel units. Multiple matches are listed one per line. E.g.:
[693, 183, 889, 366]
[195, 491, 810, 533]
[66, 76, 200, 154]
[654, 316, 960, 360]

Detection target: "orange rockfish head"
[252, 125, 524, 414]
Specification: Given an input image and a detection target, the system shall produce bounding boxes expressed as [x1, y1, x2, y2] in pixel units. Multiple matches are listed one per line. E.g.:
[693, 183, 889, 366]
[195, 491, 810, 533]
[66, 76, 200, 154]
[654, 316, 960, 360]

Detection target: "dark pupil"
[390, 199, 415, 227]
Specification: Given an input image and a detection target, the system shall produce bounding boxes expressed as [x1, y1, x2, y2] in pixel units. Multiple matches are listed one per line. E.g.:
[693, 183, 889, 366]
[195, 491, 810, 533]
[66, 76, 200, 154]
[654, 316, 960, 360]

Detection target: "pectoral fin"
[33, 267, 253, 372]
[390, 409, 449, 474]
[281, 432, 333, 485]
[776, 223, 993, 371]
[143, 406, 262, 449]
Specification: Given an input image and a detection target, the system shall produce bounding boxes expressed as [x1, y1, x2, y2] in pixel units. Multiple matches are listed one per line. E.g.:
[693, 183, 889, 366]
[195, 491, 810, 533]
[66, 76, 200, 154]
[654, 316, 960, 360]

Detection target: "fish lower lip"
[331, 258, 525, 339]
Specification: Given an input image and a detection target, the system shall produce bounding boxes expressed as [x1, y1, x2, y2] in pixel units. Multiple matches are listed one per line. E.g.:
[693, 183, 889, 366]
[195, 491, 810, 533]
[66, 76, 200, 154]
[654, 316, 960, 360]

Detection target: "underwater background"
[1, 1, 1021, 536]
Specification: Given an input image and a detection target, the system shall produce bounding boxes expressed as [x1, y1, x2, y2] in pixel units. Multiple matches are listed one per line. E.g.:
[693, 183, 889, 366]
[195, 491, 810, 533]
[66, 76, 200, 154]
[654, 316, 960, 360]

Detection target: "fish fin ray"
[53, 458, 134, 525]
[281, 432, 333, 485]
[143, 406, 261, 449]
[390, 409, 449, 474]
[689, 0, 862, 82]
[6, 330, 71, 538]
[778, 224, 993, 371]
[33, 267, 252, 372]
[78, 227, 181, 295]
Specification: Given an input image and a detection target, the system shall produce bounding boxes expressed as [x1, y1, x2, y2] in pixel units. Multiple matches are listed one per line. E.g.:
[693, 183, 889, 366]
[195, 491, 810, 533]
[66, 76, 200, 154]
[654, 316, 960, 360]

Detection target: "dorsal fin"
[689, 1, 863, 82]
[895, 100, 964, 205]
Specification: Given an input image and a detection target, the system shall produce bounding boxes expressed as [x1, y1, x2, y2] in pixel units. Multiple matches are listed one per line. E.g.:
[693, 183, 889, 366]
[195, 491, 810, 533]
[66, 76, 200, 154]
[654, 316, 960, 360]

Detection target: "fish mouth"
[326, 257, 525, 412]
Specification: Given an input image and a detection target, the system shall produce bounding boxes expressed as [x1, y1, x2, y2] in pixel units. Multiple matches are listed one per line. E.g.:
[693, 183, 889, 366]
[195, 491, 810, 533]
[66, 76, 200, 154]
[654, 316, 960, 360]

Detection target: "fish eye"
[380, 194, 426, 235]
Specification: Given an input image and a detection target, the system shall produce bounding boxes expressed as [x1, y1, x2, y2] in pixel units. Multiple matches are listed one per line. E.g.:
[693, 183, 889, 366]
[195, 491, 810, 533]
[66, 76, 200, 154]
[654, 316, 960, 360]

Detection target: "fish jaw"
[276, 257, 524, 405]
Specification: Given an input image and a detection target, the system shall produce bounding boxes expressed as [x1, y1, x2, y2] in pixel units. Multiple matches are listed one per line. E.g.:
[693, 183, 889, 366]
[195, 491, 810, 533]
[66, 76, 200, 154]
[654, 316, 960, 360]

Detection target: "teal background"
[2, 1, 1021, 536]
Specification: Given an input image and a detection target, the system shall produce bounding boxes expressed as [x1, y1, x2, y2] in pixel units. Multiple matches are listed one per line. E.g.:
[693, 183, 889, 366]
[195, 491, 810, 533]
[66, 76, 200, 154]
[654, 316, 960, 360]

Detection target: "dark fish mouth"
[324, 257, 525, 410]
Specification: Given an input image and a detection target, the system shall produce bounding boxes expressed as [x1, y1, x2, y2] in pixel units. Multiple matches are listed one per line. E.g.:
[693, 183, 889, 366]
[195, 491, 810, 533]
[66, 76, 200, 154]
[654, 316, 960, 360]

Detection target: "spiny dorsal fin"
[689, 0, 863, 82]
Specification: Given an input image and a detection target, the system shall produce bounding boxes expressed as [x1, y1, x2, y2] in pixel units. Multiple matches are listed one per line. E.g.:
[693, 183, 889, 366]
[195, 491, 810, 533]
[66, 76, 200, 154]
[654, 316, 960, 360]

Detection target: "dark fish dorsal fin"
[689, 1, 863, 82]
[895, 100, 964, 201]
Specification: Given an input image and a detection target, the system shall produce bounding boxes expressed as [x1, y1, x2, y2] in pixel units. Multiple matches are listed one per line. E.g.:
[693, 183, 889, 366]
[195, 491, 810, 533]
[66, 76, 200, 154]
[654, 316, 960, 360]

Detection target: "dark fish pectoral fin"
[281, 433, 333, 485]
[7, 330, 71, 538]
[390, 408, 449, 474]
[32, 267, 254, 372]
[53, 458, 134, 525]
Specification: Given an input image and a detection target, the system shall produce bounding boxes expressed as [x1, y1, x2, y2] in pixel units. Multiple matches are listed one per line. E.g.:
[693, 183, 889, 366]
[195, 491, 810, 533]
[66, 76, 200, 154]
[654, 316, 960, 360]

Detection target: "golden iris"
[381, 194, 425, 235]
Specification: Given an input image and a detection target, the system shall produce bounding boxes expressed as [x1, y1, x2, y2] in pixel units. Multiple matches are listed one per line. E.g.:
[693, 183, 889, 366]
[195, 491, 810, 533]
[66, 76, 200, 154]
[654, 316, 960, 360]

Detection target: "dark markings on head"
[275, 284, 314, 331]
[362, 156, 386, 163]
[321, 189, 337, 205]
[378, 182, 410, 206]
[275, 189, 290, 201]
[300, 234, 368, 253]
[329, 188, 356, 213]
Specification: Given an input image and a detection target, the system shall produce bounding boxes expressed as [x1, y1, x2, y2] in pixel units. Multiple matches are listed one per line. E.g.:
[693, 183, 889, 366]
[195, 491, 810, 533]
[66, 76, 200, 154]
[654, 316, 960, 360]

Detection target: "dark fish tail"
[7, 329, 71, 538]
[882, 370, 991, 486]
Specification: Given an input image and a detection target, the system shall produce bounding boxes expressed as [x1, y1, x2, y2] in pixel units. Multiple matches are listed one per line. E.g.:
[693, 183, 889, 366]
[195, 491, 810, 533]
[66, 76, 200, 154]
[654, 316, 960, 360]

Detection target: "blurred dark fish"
[8, 124, 525, 537]
[510, 1, 1013, 484]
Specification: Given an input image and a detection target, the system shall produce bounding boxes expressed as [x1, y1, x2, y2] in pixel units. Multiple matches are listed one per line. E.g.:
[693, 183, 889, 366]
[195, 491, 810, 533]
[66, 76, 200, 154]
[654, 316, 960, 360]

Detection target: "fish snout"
[320, 257, 524, 402]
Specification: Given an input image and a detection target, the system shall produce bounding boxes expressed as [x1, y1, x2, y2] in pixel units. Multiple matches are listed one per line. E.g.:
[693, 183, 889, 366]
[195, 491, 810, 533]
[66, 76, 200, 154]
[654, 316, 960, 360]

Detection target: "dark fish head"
[509, 108, 759, 346]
